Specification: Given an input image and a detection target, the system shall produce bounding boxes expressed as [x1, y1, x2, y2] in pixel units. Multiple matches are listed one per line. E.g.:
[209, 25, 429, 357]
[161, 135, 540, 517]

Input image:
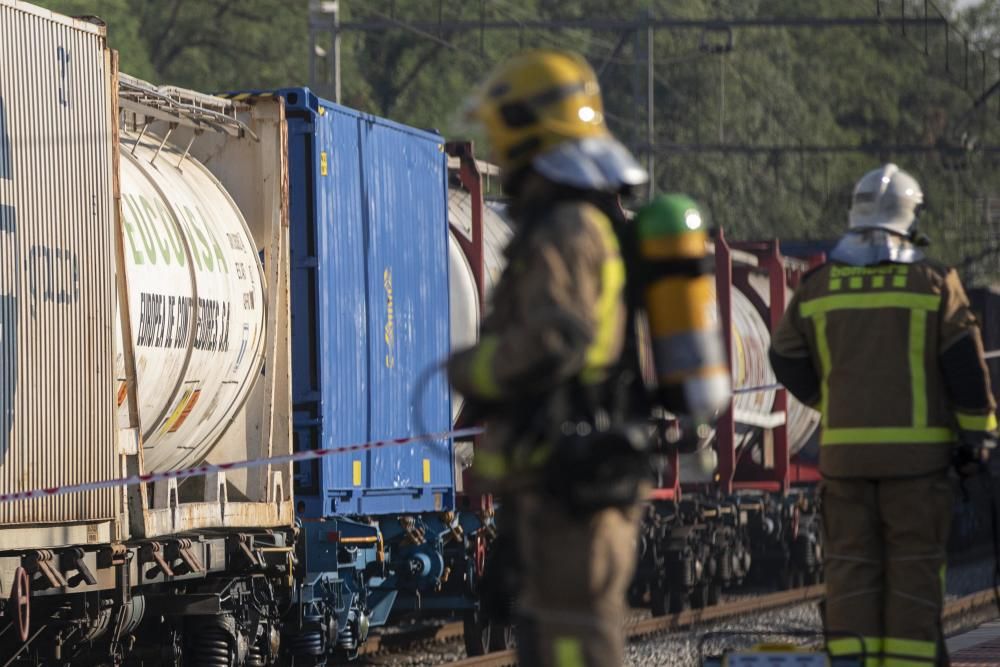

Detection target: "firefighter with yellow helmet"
[448, 50, 649, 666]
[770, 164, 997, 666]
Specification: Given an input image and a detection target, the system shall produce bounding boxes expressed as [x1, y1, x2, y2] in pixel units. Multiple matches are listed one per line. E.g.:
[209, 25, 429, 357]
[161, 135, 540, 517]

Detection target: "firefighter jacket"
[447, 190, 627, 486]
[770, 259, 996, 479]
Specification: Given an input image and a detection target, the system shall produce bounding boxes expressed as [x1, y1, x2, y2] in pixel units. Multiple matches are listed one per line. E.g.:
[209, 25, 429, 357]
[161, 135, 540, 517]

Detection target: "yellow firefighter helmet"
[466, 49, 647, 192]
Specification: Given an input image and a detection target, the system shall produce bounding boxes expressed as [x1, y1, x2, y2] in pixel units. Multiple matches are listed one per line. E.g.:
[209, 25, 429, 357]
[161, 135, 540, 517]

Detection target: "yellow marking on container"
[318, 106, 327, 116]
[167, 389, 202, 433]
[423, 458, 431, 484]
[320, 151, 329, 176]
[116, 381, 128, 407]
[353, 460, 362, 486]
[159, 389, 193, 434]
[384, 268, 395, 369]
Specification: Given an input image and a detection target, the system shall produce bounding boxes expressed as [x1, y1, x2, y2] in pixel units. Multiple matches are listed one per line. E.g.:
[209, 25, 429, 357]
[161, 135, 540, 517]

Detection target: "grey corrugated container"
[0, 1, 119, 539]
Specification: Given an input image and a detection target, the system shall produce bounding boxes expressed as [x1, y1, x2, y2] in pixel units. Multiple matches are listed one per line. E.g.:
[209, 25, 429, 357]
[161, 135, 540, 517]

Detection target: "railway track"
[360, 587, 824, 663]
[430, 585, 1000, 666]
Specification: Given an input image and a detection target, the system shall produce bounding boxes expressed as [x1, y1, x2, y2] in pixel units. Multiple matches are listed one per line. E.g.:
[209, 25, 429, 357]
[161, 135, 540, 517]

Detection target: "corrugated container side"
[282, 89, 452, 516]
[0, 1, 118, 528]
[286, 96, 369, 515]
[315, 105, 369, 506]
[360, 119, 452, 514]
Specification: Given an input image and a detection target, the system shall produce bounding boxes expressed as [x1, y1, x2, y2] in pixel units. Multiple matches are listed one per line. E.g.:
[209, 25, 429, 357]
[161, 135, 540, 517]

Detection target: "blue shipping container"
[282, 88, 453, 517]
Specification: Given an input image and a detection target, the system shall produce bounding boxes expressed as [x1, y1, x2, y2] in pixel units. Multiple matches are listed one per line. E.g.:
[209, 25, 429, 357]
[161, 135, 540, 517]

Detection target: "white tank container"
[679, 280, 821, 481]
[447, 189, 512, 421]
[115, 132, 266, 472]
[444, 189, 819, 481]
[741, 272, 821, 454]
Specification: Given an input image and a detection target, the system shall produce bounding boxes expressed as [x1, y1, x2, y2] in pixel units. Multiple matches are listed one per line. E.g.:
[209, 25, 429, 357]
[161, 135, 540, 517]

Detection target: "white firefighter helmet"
[848, 163, 924, 236]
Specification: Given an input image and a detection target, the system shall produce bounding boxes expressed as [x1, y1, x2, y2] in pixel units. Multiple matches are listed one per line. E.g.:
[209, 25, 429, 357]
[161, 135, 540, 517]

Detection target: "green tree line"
[33, 0, 1000, 283]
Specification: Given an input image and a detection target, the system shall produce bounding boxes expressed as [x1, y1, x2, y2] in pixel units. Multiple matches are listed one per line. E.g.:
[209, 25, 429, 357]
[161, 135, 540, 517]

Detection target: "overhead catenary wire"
[314, 2, 1000, 278]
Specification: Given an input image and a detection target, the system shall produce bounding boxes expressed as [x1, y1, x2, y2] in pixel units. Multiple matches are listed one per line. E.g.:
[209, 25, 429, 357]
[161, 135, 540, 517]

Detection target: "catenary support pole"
[647, 10, 655, 199]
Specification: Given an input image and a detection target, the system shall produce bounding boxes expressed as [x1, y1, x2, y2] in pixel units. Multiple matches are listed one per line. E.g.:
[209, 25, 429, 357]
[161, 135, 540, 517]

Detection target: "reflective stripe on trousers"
[821, 476, 951, 667]
[828, 636, 882, 667]
[554, 637, 585, 667]
[827, 636, 937, 666]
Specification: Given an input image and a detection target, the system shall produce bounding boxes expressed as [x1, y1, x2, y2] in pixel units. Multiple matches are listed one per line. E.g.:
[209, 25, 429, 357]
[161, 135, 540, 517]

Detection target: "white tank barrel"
[115, 132, 267, 472]
[446, 187, 818, 480]
[741, 272, 821, 454]
[681, 280, 821, 481]
[447, 189, 512, 422]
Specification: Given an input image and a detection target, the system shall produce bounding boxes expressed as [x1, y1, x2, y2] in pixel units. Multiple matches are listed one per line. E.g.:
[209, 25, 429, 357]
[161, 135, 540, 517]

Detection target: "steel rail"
[943, 588, 1000, 624]
[359, 620, 465, 656]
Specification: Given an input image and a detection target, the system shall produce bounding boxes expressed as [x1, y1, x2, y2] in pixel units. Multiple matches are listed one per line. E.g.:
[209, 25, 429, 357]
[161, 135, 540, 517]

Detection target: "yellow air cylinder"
[635, 194, 731, 419]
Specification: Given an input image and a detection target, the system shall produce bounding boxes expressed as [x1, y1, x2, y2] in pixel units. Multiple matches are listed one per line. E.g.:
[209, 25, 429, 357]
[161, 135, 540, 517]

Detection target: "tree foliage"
[322, 0, 1000, 283]
[35, 0, 308, 91]
[31, 0, 1000, 283]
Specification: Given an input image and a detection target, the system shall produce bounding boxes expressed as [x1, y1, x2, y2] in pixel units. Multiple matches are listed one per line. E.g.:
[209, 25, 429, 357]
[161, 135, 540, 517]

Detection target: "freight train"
[1, 3, 998, 665]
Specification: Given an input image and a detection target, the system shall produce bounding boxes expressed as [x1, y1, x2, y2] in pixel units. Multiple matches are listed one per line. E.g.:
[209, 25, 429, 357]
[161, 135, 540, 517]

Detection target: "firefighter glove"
[953, 429, 997, 478]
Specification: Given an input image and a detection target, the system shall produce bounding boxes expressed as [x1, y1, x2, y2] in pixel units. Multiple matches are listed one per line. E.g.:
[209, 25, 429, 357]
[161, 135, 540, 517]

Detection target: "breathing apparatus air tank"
[635, 194, 731, 420]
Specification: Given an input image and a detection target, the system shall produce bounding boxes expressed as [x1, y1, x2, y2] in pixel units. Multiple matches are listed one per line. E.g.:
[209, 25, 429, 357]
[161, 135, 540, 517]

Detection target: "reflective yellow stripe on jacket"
[955, 411, 998, 431]
[581, 211, 625, 385]
[473, 449, 508, 480]
[468, 336, 503, 400]
[800, 290, 947, 446]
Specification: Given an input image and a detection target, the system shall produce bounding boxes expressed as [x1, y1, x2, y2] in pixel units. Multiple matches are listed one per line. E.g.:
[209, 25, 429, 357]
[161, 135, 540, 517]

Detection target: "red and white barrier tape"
[0, 427, 484, 505]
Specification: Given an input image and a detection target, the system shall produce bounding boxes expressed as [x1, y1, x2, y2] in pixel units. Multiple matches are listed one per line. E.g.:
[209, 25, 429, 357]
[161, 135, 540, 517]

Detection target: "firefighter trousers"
[822, 472, 953, 667]
[513, 492, 643, 667]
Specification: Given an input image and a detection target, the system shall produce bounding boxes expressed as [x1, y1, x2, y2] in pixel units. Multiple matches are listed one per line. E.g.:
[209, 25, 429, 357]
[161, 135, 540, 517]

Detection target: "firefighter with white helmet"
[770, 163, 997, 666]
[447, 50, 649, 666]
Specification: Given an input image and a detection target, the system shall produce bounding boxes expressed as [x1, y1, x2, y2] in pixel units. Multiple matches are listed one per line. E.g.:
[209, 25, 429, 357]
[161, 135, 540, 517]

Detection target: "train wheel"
[463, 610, 491, 656]
[8, 567, 29, 642]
